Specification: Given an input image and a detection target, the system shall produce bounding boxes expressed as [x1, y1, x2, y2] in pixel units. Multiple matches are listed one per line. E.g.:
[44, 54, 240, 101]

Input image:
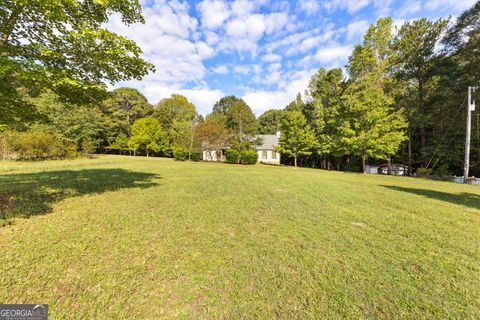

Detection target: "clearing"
[0, 155, 479, 318]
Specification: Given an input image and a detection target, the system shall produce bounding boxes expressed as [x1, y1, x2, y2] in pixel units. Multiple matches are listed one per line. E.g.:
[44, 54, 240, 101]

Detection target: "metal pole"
[464, 86, 477, 183]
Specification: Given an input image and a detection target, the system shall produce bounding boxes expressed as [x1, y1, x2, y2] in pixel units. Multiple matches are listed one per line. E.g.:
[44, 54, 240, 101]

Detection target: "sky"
[107, 0, 476, 115]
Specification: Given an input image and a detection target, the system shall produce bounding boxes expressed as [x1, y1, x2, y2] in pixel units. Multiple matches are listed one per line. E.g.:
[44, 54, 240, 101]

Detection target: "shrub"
[240, 149, 257, 165]
[225, 149, 240, 164]
[173, 147, 188, 161]
[12, 132, 63, 160]
[64, 143, 79, 159]
[190, 152, 202, 162]
[416, 167, 433, 177]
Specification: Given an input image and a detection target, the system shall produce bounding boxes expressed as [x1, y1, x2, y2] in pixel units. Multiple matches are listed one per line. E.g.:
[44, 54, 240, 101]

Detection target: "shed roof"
[255, 134, 279, 150]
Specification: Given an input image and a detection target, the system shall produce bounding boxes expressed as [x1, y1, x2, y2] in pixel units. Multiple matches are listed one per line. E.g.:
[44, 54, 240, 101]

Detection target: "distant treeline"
[1, 2, 480, 176]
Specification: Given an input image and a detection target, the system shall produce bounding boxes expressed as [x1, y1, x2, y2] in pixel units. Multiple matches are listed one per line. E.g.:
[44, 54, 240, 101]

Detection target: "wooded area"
[1, 1, 480, 176]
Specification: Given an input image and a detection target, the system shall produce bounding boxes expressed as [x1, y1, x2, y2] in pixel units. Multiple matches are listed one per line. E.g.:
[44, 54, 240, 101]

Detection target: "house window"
[262, 150, 267, 159]
[271, 151, 276, 160]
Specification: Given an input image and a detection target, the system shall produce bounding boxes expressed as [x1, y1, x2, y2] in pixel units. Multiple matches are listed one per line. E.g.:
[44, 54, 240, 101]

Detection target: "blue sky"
[107, 0, 476, 115]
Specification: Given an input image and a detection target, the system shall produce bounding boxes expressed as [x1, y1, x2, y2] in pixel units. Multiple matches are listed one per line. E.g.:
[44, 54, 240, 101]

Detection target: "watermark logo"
[0, 304, 48, 320]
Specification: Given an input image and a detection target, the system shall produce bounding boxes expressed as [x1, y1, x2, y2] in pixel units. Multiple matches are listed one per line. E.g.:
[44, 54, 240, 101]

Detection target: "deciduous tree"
[128, 118, 166, 157]
[0, 0, 154, 125]
[276, 111, 316, 167]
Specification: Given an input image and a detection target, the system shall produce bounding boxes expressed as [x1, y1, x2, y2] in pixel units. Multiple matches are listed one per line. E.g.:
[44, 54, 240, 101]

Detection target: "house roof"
[255, 134, 279, 150]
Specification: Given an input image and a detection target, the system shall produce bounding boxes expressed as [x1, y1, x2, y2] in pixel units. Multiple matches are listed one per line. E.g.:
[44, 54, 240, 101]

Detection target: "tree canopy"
[153, 94, 197, 129]
[0, 0, 154, 125]
[258, 109, 283, 134]
[276, 111, 316, 167]
[212, 96, 241, 114]
[128, 117, 166, 156]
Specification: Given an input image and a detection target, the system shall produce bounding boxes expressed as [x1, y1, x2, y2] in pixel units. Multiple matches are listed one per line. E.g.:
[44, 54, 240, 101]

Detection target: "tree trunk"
[133, 150, 136, 156]
[387, 154, 392, 175]
[294, 154, 297, 167]
[419, 77, 426, 157]
[362, 156, 366, 174]
[1, 5, 24, 46]
[407, 135, 412, 176]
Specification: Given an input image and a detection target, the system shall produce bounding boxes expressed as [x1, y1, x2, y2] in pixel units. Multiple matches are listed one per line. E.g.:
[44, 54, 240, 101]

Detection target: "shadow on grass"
[382, 185, 480, 210]
[0, 169, 160, 223]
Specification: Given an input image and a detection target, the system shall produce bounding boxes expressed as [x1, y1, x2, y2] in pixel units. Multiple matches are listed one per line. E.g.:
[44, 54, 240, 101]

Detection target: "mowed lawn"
[0, 156, 479, 319]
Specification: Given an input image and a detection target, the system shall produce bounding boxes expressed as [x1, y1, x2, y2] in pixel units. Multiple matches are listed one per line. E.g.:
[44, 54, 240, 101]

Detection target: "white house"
[255, 133, 281, 165]
[202, 132, 281, 164]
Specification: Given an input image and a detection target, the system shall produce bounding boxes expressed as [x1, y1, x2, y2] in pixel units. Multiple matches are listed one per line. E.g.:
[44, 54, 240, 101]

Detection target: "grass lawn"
[0, 155, 479, 319]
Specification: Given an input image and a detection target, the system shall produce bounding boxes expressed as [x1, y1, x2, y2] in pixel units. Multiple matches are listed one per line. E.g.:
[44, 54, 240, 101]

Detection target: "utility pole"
[464, 86, 478, 183]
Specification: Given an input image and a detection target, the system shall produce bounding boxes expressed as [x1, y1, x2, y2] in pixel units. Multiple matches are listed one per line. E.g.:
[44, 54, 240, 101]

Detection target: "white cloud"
[179, 88, 225, 115]
[424, 0, 476, 11]
[223, 12, 289, 52]
[314, 45, 353, 63]
[212, 65, 228, 74]
[233, 65, 251, 74]
[231, 0, 256, 16]
[325, 0, 372, 13]
[243, 70, 315, 115]
[262, 53, 282, 62]
[284, 30, 336, 56]
[397, 0, 422, 17]
[298, 0, 320, 13]
[346, 20, 370, 41]
[197, 0, 230, 30]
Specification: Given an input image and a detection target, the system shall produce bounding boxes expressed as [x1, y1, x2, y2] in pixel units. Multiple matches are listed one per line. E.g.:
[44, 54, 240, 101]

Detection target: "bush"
[190, 152, 202, 162]
[225, 149, 240, 164]
[240, 149, 257, 165]
[416, 167, 433, 177]
[11, 132, 63, 160]
[173, 147, 188, 161]
[64, 143, 79, 159]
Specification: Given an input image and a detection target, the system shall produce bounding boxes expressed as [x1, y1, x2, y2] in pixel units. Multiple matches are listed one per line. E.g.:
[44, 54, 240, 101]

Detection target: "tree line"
[1, 1, 479, 176]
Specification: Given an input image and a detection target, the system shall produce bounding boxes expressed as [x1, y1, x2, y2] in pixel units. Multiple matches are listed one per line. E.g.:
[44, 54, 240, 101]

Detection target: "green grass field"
[0, 155, 479, 319]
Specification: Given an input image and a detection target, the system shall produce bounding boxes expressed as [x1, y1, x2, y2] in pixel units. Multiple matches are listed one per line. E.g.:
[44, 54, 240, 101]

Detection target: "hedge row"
[225, 149, 257, 165]
[173, 147, 201, 162]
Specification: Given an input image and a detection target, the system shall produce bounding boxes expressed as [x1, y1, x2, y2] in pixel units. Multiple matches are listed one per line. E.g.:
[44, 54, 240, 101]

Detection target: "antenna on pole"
[464, 86, 478, 183]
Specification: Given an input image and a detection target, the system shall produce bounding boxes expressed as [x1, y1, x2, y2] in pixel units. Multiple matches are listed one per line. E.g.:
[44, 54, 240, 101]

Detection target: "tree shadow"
[381, 185, 480, 210]
[0, 169, 160, 223]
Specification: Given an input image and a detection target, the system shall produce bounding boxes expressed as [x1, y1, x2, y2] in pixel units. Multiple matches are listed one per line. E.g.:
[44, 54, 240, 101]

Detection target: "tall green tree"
[128, 118, 166, 157]
[306, 68, 346, 155]
[276, 111, 316, 167]
[225, 99, 257, 147]
[285, 92, 304, 112]
[100, 87, 153, 147]
[334, 77, 407, 173]
[195, 113, 230, 161]
[348, 17, 396, 90]
[212, 96, 241, 114]
[153, 94, 196, 129]
[258, 109, 283, 134]
[394, 18, 447, 163]
[29, 91, 103, 153]
[0, 0, 154, 125]
[169, 115, 202, 159]
[438, 2, 480, 174]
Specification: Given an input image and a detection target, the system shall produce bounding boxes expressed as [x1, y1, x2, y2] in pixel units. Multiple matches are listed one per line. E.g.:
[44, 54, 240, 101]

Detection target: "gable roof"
[255, 134, 279, 150]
